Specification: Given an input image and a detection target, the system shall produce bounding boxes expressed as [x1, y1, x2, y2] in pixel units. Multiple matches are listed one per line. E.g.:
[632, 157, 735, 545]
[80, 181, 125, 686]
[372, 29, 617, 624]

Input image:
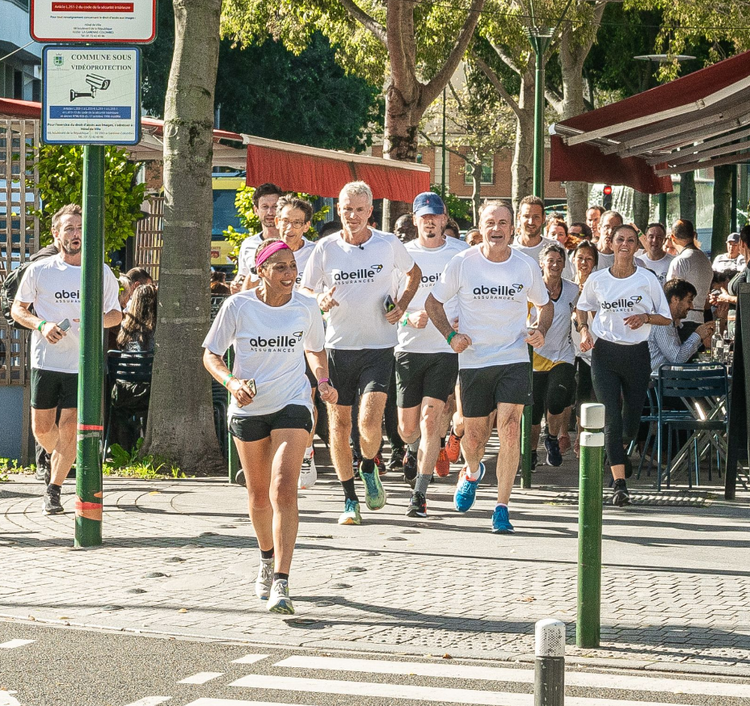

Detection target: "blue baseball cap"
[413, 192, 446, 217]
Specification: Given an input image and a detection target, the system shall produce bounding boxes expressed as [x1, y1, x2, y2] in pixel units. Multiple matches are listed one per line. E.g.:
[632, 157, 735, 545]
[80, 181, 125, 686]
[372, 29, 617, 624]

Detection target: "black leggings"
[591, 339, 651, 467]
[532, 363, 576, 425]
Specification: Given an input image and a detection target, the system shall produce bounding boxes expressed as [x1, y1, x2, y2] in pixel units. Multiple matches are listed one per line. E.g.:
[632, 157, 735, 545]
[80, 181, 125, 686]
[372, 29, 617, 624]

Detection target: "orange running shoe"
[435, 447, 451, 477]
[445, 430, 462, 463]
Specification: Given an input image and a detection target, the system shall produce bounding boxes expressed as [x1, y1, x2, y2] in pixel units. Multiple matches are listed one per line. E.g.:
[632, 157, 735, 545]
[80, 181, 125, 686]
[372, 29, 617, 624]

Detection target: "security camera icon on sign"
[70, 74, 111, 102]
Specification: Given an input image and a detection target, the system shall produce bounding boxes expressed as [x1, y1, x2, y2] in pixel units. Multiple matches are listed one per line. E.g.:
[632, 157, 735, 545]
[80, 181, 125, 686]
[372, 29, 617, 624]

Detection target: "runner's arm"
[104, 308, 123, 328]
[532, 300, 553, 337]
[202, 349, 255, 406]
[11, 299, 44, 331]
[304, 348, 338, 404]
[395, 263, 422, 312]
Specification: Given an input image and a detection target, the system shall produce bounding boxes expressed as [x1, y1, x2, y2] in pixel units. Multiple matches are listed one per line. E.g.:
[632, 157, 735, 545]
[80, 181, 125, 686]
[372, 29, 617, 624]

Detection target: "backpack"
[1, 262, 34, 329]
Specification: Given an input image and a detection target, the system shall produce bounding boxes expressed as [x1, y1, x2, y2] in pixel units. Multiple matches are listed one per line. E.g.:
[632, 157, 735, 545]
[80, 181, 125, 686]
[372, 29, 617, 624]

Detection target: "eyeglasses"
[278, 218, 307, 229]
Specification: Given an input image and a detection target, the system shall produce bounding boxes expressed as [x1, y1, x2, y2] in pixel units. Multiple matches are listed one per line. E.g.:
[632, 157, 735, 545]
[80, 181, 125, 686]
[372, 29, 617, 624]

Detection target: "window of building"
[464, 157, 494, 185]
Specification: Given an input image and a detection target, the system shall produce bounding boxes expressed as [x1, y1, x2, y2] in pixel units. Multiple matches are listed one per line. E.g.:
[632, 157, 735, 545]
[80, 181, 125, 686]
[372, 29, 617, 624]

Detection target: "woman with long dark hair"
[575, 225, 671, 505]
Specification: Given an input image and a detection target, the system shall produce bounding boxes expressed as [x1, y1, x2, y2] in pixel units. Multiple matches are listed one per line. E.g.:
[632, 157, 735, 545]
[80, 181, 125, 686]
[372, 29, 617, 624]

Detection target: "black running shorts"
[229, 404, 313, 442]
[31, 368, 78, 410]
[459, 363, 531, 417]
[395, 351, 459, 408]
[327, 348, 394, 407]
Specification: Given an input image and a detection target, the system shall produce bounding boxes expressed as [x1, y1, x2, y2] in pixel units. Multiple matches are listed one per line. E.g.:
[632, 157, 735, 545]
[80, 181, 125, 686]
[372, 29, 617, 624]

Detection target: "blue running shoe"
[491, 505, 515, 533]
[453, 462, 485, 512]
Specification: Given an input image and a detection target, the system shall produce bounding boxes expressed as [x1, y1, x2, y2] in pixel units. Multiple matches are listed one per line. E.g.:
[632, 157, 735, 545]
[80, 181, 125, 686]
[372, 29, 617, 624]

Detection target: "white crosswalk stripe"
[231, 654, 270, 665]
[274, 655, 750, 699]
[121, 698, 171, 706]
[0, 639, 35, 649]
[179, 672, 224, 685]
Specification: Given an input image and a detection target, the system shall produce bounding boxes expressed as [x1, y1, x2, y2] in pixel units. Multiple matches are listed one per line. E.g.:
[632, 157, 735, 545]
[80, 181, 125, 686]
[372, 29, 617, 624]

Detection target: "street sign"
[42, 47, 141, 145]
[30, 0, 156, 43]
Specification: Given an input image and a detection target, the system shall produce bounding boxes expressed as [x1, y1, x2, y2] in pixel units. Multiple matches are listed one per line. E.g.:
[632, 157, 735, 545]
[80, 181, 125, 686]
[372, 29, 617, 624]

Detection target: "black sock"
[273, 572, 289, 582]
[260, 548, 274, 560]
[548, 433, 558, 440]
[47, 483, 61, 492]
[360, 457, 375, 473]
[342, 477, 358, 502]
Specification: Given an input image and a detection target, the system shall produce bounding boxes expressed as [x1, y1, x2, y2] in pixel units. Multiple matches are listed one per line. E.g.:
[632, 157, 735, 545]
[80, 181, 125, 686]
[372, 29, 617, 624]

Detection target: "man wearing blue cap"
[395, 192, 468, 517]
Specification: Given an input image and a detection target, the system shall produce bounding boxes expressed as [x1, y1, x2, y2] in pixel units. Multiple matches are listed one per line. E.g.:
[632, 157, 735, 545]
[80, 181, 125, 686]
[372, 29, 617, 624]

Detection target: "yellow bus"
[211, 173, 246, 270]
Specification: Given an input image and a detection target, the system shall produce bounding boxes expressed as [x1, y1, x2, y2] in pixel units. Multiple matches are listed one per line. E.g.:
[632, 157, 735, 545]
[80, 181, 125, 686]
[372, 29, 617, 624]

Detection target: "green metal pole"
[441, 87, 447, 198]
[75, 145, 105, 547]
[658, 192, 667, 227]
[576, 402, 605, 648]
[227, 346, 239, 484]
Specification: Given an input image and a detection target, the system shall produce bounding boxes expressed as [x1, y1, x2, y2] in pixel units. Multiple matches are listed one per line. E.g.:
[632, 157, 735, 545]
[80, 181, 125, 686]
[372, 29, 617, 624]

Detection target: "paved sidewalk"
[1, 443, 749, 677]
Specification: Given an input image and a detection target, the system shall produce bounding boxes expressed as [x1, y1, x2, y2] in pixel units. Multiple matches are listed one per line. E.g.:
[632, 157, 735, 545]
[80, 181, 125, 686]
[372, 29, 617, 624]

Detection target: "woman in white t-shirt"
[576, 225, 671, 506]
[203, 239, 337, 615]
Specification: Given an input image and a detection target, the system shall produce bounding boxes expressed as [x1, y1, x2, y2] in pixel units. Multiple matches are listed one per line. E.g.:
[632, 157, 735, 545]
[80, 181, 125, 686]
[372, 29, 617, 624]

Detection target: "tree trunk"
[141, 0, 224, 473]
[679, 171, 697, 224]
[512, 71, 535, 211]
[632, 190, 650, 232]
[712, 165, 734, 257]
[471, 161, 482, 225]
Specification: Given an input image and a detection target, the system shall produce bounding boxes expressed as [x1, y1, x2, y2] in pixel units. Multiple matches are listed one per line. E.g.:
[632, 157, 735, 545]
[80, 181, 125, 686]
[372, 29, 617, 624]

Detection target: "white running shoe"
[255, 558, 274, 600]
[268, 578, 295, 614]
[298, 448, 317, 489]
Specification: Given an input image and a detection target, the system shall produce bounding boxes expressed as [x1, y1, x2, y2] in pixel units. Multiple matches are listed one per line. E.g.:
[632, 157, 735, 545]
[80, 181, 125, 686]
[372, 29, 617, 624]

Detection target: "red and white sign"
[31, 0, 156, 43]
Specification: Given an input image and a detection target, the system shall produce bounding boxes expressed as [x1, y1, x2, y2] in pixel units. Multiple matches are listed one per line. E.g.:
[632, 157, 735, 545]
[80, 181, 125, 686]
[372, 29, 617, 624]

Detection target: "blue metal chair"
[656, 363, 729, 490]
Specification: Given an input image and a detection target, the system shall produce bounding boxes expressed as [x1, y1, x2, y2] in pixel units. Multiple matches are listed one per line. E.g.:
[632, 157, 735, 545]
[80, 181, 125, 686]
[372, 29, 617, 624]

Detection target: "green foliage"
[431, 186, 472, 222]
[223, 186, 330, 266]
[142, 1, 382, 151]
[105, 440, 186, 478]
[32, 145, 146, 254]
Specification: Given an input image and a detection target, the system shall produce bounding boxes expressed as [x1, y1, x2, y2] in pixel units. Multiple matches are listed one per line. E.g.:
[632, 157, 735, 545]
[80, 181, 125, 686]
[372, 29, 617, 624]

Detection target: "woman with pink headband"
[203, 238, 337, 614]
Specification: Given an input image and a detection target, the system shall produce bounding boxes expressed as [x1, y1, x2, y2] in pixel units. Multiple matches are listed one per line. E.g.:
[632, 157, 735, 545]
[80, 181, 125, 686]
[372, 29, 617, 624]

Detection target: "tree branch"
[472, 53, 521, 119]
[419, 130, 472, 164]
[339, 0, 387, 46]
[386, 0, 417, 94]
[488, 40, 522, 76]
[419, 0, 487, 109]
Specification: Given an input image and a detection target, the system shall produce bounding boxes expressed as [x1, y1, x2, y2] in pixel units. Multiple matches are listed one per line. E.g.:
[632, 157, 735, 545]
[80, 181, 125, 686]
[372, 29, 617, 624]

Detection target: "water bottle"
[712, 328, 724, 362]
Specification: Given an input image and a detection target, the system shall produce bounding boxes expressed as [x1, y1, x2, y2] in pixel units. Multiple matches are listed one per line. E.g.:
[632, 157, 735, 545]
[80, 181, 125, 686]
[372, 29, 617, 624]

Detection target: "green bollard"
[576, 402, 605, 648]
[521, 343, 534, 489]
[227, 346, 239, 484]
[75, 145, 105, 548]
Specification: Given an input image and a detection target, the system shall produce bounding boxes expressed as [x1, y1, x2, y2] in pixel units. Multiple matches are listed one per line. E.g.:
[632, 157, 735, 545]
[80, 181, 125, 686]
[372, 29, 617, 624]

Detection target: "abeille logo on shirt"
[247, 330, 303, 352]
[332, 264, 384, 284]
[420, 273, 440, 285]
[55, 289, 80, 303]
[472, 282, 525, 299]
[601, 295, 643, 311]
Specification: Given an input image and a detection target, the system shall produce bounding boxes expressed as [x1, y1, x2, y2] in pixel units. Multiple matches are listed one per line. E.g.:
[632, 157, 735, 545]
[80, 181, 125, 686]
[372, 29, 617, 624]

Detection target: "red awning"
[244, 135, 431, 202]
[550, 51, 750, 194]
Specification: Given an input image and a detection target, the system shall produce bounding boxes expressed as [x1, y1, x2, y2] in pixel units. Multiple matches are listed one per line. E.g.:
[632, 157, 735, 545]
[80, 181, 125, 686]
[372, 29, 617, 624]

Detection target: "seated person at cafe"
[648, 278, 715, 375]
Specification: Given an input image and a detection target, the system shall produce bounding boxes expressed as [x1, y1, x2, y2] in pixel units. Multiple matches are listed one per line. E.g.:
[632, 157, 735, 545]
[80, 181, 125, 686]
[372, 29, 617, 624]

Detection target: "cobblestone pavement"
[1, 442, 749, 677]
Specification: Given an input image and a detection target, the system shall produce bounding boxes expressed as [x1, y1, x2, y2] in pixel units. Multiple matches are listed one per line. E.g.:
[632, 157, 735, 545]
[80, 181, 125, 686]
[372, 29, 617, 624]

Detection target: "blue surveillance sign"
[43, 46, 140, 145]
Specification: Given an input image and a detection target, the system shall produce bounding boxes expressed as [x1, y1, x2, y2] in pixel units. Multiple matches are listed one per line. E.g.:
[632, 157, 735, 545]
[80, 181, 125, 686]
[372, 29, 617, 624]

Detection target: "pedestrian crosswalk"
[125, 651, 750, 706]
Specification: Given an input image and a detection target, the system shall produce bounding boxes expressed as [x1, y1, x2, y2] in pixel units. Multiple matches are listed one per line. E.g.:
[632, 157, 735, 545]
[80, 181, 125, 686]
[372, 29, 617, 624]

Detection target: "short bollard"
[577, 402, 605, 648]
[534, 618, 565, 706]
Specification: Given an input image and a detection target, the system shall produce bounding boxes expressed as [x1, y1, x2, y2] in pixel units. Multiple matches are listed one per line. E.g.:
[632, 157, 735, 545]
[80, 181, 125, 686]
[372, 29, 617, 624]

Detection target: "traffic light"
[603, 185, 613, 210]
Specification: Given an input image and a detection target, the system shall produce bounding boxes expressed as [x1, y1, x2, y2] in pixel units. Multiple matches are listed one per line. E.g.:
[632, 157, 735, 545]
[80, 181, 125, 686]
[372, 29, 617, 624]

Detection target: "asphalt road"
[2, 620, 750, 706]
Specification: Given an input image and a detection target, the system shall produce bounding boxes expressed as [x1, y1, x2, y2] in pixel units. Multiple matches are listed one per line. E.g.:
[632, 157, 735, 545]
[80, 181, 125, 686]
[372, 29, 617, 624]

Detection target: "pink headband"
[255, 241, 291, 268]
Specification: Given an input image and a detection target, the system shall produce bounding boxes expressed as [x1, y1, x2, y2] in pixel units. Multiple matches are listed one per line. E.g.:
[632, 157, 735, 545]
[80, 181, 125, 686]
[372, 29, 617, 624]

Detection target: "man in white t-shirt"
[395, 192, 468, 517]
[231, 182, 283, 292]
[512, 195, 573, 278]
[300, 181, 422, 525]
[12, 204, 122, 516]
[425, 200, 553, 534]
[635, 222, 674, 285]
[586, 205, 604, 242]
[667, 218, 714, 334]
[596, 210, 622, 270]
[712, 232, 746, 276]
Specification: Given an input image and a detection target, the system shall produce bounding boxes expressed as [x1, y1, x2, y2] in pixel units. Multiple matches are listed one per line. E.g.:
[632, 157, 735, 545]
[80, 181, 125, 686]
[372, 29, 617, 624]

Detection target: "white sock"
[304, 446, 313, 459]
[495, 503, 508, 510]
[464, 467, 481, 481]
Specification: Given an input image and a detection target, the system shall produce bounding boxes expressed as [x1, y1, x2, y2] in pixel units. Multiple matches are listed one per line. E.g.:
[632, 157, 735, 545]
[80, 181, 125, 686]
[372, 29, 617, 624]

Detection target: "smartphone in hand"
[383, 295, 396, 314]
[58, 318, 71, 332]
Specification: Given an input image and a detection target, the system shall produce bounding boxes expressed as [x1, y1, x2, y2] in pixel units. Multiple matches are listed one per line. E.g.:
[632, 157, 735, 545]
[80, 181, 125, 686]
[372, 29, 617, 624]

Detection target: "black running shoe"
[35, 450, 50, 483]
[406, 491, 427, 517]
[235, 469, 246, 487]
[545, 436, 563, 467]
[386, 447, 405, 472]
[403, 450, 418, 488]
[612, 479, 630, 507]
[42, 485, 64, 515]
[531, 450, 538, 471]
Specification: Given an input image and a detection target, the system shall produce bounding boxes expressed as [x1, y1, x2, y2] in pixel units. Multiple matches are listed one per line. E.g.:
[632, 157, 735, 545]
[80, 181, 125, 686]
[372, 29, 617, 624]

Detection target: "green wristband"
[222, 373, 234, 388]
[37, 320, 47, 332]
[446, 331, 457, 345]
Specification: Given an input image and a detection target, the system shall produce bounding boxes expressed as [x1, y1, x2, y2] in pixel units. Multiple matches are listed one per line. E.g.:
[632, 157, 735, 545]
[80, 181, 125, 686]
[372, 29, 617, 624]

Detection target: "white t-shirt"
[430, 247, 549, 369]
[299, 230, 415, 350]
[577, 266, 671, 345]
[666, 247, 714, 324]
[396, 237, 469, 354]
[635, 252, 674, 285]
[512, 235, 574, 279]
[596, 251, 615, 270]
[532, 279, 578, 369]
[202, 289, 325, 418]
[239, 236, 315, 288]
[712, 252, 746, 275]
[236, 233, 263, 278]
[15, 255, 120, 373]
